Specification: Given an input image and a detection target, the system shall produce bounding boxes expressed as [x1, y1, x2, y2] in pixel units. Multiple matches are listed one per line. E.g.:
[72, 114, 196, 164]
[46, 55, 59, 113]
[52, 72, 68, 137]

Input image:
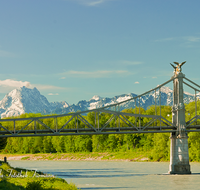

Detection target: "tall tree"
[0, 137, 7, 151]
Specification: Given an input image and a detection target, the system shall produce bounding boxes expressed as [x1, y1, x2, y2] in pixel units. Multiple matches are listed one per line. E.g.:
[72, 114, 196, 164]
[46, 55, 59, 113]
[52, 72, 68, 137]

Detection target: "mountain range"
[0, 86, 198, 118]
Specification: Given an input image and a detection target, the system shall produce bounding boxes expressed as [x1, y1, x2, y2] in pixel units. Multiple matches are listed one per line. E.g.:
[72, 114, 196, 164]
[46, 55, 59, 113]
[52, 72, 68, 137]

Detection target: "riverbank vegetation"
[0, 151, 151, 162]
[1, 101, 200, 162]
[0, 161, 78, 190]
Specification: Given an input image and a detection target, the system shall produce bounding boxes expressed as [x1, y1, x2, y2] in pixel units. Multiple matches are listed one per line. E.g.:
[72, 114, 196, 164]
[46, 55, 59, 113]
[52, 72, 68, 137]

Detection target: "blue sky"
[1, 0, 200, 104]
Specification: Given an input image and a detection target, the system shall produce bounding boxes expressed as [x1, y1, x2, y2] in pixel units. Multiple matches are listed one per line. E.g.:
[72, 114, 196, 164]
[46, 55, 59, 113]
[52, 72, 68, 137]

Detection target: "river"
[9, 161, 200, 190]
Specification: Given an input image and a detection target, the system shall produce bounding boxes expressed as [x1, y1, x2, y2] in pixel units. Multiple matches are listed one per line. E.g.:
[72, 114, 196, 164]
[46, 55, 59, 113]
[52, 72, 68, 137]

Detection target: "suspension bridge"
[0, 61, 199, 174]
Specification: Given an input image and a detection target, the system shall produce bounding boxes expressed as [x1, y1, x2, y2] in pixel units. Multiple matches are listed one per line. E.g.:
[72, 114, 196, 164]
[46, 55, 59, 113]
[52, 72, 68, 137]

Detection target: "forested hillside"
[1, 101, 200, 161]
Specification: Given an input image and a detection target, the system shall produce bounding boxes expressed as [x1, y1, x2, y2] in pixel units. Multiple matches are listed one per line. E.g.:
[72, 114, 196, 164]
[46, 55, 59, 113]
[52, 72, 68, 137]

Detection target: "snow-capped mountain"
[0, 86, 198, 118]
[0, 87, 68, 118]
[57, 86, 199, 114]
[54, 86, 198, 113]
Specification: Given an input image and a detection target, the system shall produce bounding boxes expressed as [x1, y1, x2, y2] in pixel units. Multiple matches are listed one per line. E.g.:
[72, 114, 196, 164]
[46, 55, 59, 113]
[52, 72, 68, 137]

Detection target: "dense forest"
[1, 101, 200, 161]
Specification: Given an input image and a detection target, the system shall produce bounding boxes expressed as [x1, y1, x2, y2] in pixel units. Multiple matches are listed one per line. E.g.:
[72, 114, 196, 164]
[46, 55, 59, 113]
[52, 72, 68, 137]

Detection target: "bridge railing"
[0, 107, 176, 138]
[183, 76, 200, 131]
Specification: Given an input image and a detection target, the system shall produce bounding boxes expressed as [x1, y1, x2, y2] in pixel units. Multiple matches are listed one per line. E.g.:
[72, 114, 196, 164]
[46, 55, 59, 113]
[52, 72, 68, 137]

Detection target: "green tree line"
[1, 101, 200, 161]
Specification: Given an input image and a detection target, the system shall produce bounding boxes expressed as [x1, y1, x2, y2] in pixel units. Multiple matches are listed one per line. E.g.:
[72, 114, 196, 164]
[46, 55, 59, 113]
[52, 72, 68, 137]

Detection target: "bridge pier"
[168, 71, 191, 174]
[168, 132, 191, 174]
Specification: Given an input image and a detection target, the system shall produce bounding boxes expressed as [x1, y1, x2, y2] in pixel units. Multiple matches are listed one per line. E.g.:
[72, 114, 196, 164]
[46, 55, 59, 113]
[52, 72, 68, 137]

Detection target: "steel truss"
[0, 75, 200, 138]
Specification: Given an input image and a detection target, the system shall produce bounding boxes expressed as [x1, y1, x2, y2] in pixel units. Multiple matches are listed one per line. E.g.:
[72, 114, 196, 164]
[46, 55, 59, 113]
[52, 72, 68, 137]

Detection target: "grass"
[21, 157, 30, 160]
[0, 177, 78, 190]
[0, 162, 79, 190]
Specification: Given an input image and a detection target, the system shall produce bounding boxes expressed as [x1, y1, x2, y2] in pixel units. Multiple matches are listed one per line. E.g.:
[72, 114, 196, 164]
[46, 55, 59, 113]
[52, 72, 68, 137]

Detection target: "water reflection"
[53, 171, 147, 178]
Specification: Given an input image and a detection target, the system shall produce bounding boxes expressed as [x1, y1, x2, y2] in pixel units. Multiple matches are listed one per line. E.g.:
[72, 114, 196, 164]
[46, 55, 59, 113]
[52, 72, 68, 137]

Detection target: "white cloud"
[86, 0, 106, 6]
[152, 77, 157, 79]
[35, 84, 66, 90]
[180, 36, 200, 48]
[0, 79, 31, 93]
[155, 38, 174, 42]
[73, 0, 116, 6]
[0, 79, 67, 94]
[48, 93, 59, 96]
[135, 81, 139, 84]
[60, 70, 129, 78]
[184, 36, 200, 42]
[155, 36, 200, 45]
[120, 60, 143, 65]
[0, 79, 31, 88]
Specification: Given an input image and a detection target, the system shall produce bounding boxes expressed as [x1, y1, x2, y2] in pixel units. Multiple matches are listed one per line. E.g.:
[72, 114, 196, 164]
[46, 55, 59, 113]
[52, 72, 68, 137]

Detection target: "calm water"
[9, 160, 200, 190]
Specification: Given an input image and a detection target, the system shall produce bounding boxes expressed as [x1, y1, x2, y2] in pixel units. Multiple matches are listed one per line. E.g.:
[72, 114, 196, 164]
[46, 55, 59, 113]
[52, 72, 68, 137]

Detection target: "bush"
[26, 180, 43, 190]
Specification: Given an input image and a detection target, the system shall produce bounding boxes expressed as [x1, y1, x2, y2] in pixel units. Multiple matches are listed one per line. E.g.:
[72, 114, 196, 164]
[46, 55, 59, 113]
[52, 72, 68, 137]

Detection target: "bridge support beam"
[168, 72, 191, 174]
[169, 132, 191, 174]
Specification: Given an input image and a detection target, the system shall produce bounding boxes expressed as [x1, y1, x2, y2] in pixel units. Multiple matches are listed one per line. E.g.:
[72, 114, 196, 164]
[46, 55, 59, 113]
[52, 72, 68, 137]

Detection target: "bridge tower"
[169, 62, 191, 174]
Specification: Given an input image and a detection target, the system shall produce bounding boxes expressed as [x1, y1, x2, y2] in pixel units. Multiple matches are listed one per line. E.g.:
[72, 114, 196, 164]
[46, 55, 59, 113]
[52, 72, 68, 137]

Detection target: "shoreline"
[0, 152, 151, 162]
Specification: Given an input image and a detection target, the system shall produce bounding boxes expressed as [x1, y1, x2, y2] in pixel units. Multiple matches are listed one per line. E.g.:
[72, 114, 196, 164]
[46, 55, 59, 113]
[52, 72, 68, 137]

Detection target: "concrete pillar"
[168, 72, 191, 174]
[169, 133, 191, 174]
